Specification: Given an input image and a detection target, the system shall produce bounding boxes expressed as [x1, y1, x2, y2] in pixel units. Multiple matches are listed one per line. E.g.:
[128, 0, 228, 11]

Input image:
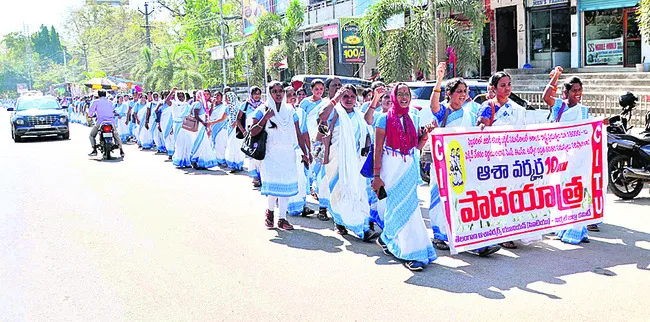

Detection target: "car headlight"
[15, 119, 25, 125]
[59, 116, 67, 123]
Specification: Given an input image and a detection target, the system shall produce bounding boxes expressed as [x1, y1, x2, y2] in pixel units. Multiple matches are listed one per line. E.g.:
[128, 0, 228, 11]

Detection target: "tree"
[247, 0, 326, 86]
[638, 0, 650, 43]
[360, 0, 483, 83]
[149, 44, 203, 90]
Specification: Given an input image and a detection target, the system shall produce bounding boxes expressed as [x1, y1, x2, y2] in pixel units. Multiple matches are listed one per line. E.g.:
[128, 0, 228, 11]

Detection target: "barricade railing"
[515, 91, 650, 127]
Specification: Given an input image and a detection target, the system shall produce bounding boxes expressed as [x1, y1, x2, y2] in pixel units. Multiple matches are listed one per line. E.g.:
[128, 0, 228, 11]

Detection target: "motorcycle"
[96, 122, 118, 160]
[607, 92, 650, 199]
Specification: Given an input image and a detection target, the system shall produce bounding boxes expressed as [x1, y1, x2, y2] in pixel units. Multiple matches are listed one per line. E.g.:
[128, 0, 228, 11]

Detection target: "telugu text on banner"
[430, 119, 607, 254]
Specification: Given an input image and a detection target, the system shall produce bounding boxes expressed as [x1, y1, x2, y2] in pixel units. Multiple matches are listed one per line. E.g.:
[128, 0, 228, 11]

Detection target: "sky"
[0, 0, 153, 39]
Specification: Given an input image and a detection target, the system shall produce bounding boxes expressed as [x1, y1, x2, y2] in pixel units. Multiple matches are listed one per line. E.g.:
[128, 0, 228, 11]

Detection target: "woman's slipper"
[432, 238, 450, 250]
[500, 241, 517, 249]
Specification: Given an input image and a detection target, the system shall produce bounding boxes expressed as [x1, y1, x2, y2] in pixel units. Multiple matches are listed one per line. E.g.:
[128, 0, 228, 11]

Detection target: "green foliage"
[638, 0, 650, 44]
[246, 0, 324, 86]
[361, 0, 484, 83]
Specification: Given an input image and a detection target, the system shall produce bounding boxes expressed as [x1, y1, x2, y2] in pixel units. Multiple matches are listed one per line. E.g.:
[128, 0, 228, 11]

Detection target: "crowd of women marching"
[67, 63, 600, 272]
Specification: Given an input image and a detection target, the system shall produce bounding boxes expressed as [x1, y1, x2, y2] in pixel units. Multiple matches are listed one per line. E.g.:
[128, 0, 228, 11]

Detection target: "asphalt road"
[1, 114, 650, 321]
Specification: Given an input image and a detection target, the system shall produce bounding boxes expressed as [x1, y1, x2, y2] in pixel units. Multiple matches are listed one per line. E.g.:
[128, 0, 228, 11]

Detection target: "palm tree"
[361, 0, 484, 83]
[131, 46, 154, 90]
[247, 0, 326, 85]
[149, 43, 203, 91]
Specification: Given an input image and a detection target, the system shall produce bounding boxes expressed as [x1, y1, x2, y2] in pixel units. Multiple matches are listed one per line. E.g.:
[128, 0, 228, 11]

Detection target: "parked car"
[9, 95, 70, 142]
[291, 74, 372, 96]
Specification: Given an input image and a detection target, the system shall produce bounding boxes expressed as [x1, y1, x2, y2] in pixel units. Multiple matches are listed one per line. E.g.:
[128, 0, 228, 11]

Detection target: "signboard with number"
[338, 17, 366, 64]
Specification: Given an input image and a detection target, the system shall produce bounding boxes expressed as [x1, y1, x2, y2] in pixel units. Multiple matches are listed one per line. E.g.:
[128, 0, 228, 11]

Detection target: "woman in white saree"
[543, 67, 599, 244]
[371, 83, 437, 271]
[428, 63, 502, 257]
[317, 84, 380, 242]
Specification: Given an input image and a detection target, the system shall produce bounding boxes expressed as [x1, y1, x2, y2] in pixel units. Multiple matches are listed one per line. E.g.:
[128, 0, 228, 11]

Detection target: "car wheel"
[12, 127, 21, 143]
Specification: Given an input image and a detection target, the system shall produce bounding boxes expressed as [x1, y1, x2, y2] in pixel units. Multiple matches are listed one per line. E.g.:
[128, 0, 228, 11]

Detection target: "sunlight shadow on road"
[612, 197, 650, 206]
[401, 224, 650, 299]
[181, 168, 227, 176]
[270, 229, 344, 254]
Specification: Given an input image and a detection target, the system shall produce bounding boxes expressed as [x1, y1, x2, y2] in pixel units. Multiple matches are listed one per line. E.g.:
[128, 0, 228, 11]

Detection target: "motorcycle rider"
[88, 90, 125, 157]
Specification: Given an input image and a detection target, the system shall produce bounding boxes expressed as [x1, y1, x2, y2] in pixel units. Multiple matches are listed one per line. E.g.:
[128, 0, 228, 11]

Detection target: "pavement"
[1, 115, 650, 321]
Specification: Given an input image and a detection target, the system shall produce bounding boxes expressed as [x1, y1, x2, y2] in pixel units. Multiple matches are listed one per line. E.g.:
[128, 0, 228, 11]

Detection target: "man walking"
[88, 90, 125, 157]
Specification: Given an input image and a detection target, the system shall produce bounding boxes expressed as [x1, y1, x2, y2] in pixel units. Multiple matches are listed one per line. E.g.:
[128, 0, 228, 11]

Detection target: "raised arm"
[364, 87, 386, 125]
[430, 62, 446, 115]
[543, 66, 562, 107]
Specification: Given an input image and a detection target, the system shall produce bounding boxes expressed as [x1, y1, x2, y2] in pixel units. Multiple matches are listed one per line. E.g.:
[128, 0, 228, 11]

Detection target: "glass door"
[624, 8, 641, 66]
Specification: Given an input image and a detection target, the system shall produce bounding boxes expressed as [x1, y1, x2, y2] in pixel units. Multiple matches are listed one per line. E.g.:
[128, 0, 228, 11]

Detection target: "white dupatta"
[333, 103, 368, 208]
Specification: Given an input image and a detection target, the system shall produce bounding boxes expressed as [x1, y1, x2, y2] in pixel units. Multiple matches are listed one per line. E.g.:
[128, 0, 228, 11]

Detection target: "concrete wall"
[570, 0, 579, 68]
[490, 0, 527, 68]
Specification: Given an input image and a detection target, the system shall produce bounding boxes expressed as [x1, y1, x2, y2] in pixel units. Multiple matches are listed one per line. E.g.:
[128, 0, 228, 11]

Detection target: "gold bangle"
[433, 88, 442, 93]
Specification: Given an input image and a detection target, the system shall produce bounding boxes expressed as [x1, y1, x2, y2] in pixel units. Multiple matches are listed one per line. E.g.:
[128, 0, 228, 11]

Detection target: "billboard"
[16, 83, 28, 93]
[338, 17, 366, 64]
[242, 0, 275, 36]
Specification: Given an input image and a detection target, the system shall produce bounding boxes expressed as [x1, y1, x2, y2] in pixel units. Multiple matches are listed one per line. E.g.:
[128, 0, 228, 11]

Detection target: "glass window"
[16, 98, 60, 111]
[585, 9, 624, 65]
[551, 8, 570, 52]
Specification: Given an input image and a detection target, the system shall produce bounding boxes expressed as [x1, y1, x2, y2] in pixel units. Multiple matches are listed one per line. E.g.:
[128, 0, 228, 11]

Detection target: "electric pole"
[139, 2, 154, 49]
[219, 0, 227, 90]
[82, 43, 89, 73]
[24, 24, 33, 90]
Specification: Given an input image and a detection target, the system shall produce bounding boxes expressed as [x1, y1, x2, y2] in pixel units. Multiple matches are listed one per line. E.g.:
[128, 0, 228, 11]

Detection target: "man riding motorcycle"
[88, 90, 125, 157]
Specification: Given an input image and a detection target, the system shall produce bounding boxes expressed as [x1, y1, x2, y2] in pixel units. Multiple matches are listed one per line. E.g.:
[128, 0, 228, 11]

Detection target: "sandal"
[467, 245, 501, 257]
[335, 224, 348, 236]
[500, 241, 517, 249]
[363, 230, 380, 242]
[317, 208, 329, 221]
[432, 238, 450, 250]
[301, 207, 315, 217]
[587, 224, 600, 232]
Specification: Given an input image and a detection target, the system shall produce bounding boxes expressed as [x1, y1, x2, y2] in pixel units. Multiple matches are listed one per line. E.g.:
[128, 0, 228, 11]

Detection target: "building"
[485, 0, 649, 71]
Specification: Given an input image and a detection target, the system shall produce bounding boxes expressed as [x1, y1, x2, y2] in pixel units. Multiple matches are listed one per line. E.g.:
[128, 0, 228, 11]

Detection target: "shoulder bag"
[235, 102, 249, 139]
[240, 108, 268, 160]
[182, 111, 199, 132]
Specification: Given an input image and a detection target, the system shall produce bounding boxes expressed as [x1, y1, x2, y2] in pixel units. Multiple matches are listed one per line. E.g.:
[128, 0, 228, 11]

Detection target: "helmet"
[619, 91, 638, 108]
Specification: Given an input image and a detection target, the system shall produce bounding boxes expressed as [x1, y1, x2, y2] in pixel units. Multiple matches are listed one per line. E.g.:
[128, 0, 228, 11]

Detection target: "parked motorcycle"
[607, 92, 650, 199]
[96, 122, 118, 160]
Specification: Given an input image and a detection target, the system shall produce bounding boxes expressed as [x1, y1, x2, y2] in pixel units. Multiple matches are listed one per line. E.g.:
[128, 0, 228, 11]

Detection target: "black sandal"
[432, 238, 450, 250]
[335, 224, 348, 235]
[301, 207, 315, 217]
[500, 241, 517, 249]
[317, 208, 329, 221]
[587, 224, 600, 232]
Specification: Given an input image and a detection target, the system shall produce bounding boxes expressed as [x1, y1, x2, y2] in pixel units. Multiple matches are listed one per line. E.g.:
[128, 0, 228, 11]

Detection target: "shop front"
[528, 0, 572, 69]
[580, 1, 641, 67]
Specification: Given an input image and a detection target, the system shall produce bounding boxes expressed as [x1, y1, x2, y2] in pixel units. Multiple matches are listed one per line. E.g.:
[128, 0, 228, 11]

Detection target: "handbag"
[235, 103, 249, 139]
[182, 113, 199, 132]
[360, 142, 374, 178]
[313, 112, 339, 164]
[241, 112, 268, 160]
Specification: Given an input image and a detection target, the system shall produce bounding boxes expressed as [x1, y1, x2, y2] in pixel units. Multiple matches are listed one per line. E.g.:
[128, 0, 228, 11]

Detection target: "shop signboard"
[586, 37, 623, 65]
[322, 24, 339, 40]
[338, 17, 366, 64]
[242, 0, 274, 36]
[527, 0, 568, 7]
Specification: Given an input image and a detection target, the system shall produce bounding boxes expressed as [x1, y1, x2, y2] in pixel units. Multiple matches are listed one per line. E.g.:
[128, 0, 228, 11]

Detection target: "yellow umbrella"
[84, 78, 118, 90]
